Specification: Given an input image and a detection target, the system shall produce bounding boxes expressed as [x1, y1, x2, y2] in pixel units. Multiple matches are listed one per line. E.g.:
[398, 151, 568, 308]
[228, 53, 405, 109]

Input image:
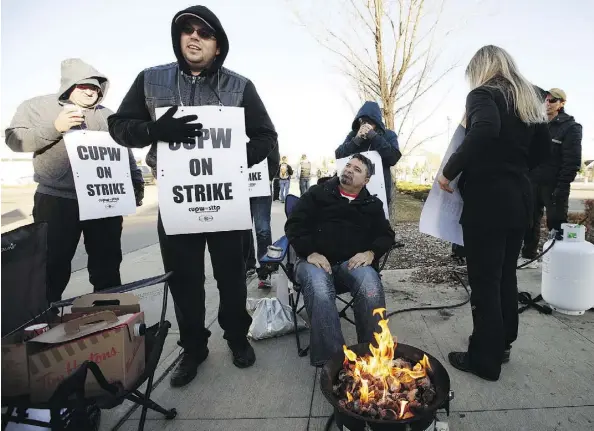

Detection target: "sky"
[1, 0, 593, 163]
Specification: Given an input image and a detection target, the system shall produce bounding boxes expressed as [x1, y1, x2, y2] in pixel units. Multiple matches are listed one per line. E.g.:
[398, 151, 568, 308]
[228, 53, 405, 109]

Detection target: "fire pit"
[320, 309, 451, 431]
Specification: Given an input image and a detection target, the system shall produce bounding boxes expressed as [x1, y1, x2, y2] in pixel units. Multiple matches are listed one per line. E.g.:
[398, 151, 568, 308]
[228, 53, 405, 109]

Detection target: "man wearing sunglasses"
[5, 58, 144, 304]
[521, 88, 583, 268]
[108, 6, 277, 388]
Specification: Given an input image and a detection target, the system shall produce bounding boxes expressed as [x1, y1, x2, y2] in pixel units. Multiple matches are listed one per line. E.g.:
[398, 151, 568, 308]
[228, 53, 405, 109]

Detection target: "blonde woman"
[438, 45, 551, 381]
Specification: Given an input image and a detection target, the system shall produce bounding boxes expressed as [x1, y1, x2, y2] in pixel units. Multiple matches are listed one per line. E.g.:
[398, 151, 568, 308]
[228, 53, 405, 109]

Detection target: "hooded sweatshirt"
[335, 101, 401, 203]
[5, 58, 142, 200]
[108, 5, 278, 170]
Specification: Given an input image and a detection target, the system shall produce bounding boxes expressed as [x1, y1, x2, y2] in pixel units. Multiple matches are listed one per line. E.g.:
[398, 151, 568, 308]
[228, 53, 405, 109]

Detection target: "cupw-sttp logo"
[1, 243, 16, 253]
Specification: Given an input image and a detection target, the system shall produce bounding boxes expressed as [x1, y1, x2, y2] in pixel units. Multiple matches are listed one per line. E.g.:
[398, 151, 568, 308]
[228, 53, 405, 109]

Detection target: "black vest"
[143, 62, 248, 170]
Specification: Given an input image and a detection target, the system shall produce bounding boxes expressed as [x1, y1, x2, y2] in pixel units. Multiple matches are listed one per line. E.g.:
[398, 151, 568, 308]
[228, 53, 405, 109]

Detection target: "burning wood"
[333, 308, 436, 421]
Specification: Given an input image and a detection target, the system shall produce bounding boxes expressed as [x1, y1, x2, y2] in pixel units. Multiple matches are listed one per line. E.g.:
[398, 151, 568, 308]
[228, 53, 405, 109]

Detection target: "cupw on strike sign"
[64, 130, 136, 221]
[156, 106, 252, 235]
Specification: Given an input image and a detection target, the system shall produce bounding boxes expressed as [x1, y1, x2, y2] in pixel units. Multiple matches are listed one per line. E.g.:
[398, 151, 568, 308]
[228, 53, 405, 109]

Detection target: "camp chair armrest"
[259, 236, 290, 264]
[52, 272, 173, 308]
[378, 243, 400, 272]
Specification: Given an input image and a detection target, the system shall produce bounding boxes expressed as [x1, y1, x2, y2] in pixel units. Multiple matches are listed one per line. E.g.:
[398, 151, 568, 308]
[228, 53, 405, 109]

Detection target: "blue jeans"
[299, 178, 310, 195]
[295, 260, 386, 366]
[243, 195, 272, 275]
[279, 179, 290, 201]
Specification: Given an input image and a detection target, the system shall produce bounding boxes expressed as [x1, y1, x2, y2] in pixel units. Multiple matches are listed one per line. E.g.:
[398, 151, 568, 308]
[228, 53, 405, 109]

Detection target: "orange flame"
[342, 308, 432, 420]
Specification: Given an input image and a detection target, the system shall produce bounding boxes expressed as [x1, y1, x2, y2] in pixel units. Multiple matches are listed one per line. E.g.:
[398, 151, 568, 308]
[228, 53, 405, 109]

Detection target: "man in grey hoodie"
[5, 58, 144, 304]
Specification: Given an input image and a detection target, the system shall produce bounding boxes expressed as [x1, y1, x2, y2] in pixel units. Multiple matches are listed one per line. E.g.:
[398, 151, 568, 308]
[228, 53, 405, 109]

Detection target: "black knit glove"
[148, 106, 203, 144]
[134, 182, 145, 207]
[366, 129, 378, 140]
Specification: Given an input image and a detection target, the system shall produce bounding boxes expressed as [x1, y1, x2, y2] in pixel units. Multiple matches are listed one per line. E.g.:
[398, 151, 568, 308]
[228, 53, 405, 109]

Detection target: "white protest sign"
[156, 106, 252, 235]
[64, 130, 136, 221]
[419, 124, 465, 245]
[248, 159, 271, 197]
[336, 151, 389, 219]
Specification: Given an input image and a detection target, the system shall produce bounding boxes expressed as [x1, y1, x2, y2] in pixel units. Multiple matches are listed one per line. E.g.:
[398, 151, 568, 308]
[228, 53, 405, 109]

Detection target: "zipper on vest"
[189, 76, 197, 105]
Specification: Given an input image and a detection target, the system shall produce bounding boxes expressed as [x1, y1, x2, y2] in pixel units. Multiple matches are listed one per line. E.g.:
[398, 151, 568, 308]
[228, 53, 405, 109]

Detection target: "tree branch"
[395, 62, 458, 117]
[402, 131, 445, 156]
[348, 0, 375, 35]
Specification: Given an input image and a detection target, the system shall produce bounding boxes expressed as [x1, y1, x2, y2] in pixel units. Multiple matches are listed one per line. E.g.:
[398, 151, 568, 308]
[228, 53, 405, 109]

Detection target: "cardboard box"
[27, 311, 145, 403]
[71, 292, 141, 317]
[1, 316, 70, 398]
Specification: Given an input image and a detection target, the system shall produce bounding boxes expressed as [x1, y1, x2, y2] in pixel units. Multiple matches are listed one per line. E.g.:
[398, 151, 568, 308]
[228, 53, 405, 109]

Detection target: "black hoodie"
[107, 6, 277, 169]
[171, 6, 229, 76]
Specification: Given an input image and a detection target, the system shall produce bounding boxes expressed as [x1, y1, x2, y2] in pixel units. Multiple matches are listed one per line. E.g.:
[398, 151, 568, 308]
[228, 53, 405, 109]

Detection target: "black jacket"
[530, 111, 582, 195]
[107, 6, 277, 168]
[285, 177, 395, 265]
[443, 83, 552, 228]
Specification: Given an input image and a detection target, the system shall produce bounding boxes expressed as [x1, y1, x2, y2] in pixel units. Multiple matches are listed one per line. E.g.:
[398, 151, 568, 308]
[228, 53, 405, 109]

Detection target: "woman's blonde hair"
[465, 45, 546, 125]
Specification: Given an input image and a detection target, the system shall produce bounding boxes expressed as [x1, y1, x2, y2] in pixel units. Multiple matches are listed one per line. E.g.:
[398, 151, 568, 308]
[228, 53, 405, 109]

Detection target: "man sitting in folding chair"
[285, 153, 396, 366]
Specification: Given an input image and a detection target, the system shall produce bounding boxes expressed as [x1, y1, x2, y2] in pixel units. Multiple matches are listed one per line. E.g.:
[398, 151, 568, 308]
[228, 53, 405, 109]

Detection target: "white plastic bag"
[246, 297, 308, 340]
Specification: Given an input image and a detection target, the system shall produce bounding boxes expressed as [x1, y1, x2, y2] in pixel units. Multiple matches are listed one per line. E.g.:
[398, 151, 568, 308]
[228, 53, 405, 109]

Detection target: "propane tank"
[542, 223, 594, 315]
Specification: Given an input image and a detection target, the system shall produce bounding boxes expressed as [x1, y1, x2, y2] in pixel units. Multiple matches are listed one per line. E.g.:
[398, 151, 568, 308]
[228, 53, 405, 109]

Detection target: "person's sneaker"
[258, 277, 272, 289]
[227, 338, 256, 368]
[517, 257, 539, 269]
[468, 335, 510, 363]
[170, 349, 209, 388]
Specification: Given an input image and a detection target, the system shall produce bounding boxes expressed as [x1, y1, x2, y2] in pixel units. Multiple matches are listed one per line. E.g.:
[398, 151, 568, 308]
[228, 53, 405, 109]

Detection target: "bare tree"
[289, 0, 458, 155]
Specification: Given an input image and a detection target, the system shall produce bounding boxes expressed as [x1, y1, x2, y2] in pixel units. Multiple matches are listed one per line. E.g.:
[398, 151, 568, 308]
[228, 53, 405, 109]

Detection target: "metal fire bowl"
[320, 343, 451, 431]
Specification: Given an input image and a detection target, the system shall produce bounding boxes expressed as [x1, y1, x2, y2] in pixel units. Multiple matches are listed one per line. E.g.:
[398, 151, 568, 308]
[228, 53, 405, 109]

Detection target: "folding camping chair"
[1, 271, 177, 431]
[260, 194, 401, 358]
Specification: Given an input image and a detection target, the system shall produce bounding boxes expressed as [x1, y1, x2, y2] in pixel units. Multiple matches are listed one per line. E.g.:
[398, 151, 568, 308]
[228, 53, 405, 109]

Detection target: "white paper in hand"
[419, 124, 465, 245]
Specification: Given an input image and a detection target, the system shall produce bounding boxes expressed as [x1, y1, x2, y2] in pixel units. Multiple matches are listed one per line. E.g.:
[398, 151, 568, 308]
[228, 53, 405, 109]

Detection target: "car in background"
[139, 165, 156, 185]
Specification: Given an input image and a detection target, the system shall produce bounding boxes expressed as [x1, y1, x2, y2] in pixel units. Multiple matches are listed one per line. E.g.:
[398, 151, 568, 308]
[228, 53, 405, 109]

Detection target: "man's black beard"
[340, 174, 352, 186]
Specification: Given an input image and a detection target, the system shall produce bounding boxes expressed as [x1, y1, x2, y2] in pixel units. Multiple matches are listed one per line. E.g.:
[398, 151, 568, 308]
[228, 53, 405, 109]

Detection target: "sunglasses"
[181, 26, 216, 40]
[546, 97, 562, 103]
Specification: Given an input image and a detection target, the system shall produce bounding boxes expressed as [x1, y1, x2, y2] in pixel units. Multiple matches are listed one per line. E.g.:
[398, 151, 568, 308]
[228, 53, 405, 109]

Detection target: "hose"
[385, 234, 558, 318]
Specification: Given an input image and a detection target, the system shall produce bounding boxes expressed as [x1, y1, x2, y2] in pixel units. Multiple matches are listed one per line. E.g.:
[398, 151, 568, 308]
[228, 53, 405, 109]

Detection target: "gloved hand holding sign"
[148, 106, 203, 145]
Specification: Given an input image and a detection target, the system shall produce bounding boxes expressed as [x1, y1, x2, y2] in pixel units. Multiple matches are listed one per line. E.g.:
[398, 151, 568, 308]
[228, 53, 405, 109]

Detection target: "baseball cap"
[174, 13, 215, 31]
[76, 78, 101, 88]
[548, 88, 567, 101]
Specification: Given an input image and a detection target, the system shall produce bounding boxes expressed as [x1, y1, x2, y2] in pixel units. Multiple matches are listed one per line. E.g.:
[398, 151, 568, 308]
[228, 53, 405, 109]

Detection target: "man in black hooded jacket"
[521, 88, 582, 265]
[335, 101, 401, 205]
[108, 5, 277, 387]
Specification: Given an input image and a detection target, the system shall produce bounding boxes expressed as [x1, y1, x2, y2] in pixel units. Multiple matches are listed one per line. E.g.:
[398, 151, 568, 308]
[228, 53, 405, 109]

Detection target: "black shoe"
[246, 268, 257, 279]
[170, 349, 209, 388]
[468, 335, 511, 363]
[227, 339, 256, 368]
[448, 352, 498, 382]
